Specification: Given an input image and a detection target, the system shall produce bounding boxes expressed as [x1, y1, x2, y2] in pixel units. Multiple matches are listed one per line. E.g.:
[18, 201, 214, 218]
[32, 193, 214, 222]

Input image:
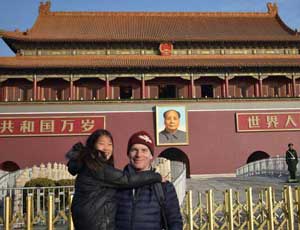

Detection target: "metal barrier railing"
[0, 171, 21, 190]
[181, 186, 300, 230]
[0, 186, 74, 229]
[173, 165, 186, 205]
[154, 158, 187, 205]
[1, 185, 300, 229]
[236, 157, 290, 177]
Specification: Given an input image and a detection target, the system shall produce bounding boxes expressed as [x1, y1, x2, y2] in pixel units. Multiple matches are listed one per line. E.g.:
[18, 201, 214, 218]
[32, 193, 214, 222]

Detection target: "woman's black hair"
[79, 129, 114, 170]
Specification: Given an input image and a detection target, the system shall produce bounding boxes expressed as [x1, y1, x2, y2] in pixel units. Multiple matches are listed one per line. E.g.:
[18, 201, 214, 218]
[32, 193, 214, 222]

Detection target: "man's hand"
[154, 167, 170, 182]
[162, 172, 170, 182]
[162, 176, 169, 183]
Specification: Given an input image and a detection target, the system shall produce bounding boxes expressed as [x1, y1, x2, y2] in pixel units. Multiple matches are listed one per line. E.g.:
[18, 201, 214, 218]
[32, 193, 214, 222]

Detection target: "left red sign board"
[0, 114, 105, 137]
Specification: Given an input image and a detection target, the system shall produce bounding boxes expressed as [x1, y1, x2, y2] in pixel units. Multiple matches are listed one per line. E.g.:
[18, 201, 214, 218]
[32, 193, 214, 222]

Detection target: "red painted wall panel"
[1, 109, 300, 174]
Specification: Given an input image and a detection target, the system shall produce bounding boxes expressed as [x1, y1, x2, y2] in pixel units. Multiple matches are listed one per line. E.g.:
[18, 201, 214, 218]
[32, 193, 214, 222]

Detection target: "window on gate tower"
[201, 85, 213, 98]
[159, 85, 176, 98]
[120, 86, 132, 99]
[92, 88, 98, 99]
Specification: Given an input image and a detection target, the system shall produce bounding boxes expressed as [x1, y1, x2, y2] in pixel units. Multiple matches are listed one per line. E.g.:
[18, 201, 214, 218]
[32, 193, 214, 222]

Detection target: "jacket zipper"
[131, 189, 137, 230]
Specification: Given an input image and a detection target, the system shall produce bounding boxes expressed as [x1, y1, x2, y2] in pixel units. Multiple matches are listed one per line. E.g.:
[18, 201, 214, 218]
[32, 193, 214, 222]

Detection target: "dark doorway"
[274, 86, 279, 96]
[201, 85, 213, 98]
[56, 88, 63, 100]
[120, 86, 132, 99]
[0, 161, 20, 172]
[241, 86, 247, 97]
[246, 151, 270, 164]
[20, 87, 30, 101]
[159, 85, 176, 99]
[92, 88, 98, 99]
[159, 148, 190, 178]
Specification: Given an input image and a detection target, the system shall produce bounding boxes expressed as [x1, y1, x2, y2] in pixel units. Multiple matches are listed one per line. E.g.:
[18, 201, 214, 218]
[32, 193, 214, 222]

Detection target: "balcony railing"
[236, 156, 290, 177]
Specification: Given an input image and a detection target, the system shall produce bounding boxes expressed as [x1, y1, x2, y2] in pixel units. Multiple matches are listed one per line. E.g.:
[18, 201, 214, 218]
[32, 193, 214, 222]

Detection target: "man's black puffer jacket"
[115, 165, 183, 230]
[67, 147, 162, 230]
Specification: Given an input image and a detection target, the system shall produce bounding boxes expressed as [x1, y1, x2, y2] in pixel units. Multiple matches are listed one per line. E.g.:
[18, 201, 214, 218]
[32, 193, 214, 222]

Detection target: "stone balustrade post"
[46, 162, 52, 178]
[53, 162, 58, 180]
[32, 165, 39, 179]
[40, 163, 46, 178]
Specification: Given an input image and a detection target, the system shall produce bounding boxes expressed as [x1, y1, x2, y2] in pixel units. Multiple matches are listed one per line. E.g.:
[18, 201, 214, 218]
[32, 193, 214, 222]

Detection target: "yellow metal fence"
[182, 186, 300, 230]
[0, 186, 74, 229]
[1, 185, 300, 229]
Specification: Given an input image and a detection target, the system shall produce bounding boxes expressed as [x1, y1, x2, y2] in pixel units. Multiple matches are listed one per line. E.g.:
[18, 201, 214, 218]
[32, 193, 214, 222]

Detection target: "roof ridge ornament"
[267, 2, 278, 16]
[39, 1, 51, 15]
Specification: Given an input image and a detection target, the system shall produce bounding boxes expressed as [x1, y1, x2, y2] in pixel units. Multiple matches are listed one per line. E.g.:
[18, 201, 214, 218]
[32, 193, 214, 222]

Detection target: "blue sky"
[0, 0, 300, 56]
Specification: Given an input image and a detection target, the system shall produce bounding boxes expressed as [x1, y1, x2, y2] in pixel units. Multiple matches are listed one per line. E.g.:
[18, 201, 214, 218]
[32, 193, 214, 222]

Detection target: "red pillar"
[190, 74, 195, 98]
[292, 75, 296, 97]
[69, 75, 73, 100]
[222, 82, 226, 98]
[37, 85, 41, 100]
[105, 75, 110, 99]
[259, 77, 263, 97]
[225, 76, 229, 97]
[33, 75, 37, 101]
[141, 75, 145, 99]
[286, 82, 291, 97]
[255, 82, 260, 97]
[4, 86, 7, 101]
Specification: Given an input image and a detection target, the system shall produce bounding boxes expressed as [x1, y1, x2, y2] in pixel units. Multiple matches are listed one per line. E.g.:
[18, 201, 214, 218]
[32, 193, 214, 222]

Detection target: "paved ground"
[186, 175, 299, 204]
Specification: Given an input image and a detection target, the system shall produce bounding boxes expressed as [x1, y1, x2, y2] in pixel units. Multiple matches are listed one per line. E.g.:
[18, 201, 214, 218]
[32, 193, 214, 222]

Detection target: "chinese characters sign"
[236, 112, 300, 132]
[0, 115, 105, 137]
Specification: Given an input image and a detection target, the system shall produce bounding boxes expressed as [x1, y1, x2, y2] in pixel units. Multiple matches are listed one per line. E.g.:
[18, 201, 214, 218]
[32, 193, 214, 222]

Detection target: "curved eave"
[2, 33, 300, 43]
[1, 37, 18, 54]
[0, 55, 300, 70]
[274, 14, 299, 35]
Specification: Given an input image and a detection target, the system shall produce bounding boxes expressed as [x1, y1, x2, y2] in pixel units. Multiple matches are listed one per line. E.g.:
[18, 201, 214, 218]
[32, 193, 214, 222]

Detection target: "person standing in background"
[286, 143, 298, 182]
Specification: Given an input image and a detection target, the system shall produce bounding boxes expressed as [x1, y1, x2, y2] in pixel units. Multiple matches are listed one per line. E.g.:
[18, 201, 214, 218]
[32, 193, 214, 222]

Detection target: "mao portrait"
[156, 106, 189, 146]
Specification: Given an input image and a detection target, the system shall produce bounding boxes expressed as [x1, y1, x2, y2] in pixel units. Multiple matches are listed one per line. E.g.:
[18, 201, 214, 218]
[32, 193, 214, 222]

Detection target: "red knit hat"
[127, 131, 155, 155]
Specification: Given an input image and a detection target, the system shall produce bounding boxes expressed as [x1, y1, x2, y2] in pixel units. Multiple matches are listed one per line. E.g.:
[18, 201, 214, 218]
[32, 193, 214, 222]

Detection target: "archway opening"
[246, 151, 270, 164]
[0, 161, 20, 172]
[158, 148, 190, 178]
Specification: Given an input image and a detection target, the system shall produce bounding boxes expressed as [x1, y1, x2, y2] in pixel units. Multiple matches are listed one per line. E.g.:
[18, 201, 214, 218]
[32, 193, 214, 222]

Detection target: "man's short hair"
[163, 110, 181, 119]
[288, 143, 293, 147]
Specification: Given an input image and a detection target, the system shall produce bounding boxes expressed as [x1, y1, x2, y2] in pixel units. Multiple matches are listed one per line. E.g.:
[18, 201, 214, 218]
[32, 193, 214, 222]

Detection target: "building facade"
[0, 2, 300, 176]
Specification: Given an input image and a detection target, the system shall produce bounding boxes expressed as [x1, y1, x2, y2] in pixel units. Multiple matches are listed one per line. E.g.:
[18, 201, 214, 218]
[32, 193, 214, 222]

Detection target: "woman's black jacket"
[67, 150, 161, 230]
